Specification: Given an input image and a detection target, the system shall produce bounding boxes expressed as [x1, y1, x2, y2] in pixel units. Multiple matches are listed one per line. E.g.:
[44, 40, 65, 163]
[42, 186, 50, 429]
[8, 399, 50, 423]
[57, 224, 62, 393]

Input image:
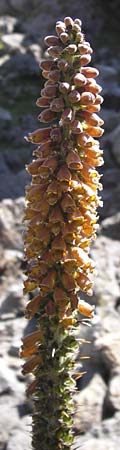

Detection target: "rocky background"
[0, 1, 120, 449]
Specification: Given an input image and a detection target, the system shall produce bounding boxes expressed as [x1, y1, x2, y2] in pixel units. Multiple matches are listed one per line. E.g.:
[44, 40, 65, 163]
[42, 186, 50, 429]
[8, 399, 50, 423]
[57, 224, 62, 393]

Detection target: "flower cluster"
[21, 16, 104, 450]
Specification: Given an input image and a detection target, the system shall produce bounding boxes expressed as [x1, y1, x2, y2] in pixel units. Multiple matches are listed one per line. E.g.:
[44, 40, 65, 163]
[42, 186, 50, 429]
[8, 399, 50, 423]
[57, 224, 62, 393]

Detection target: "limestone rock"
[74, 374, 106, 433]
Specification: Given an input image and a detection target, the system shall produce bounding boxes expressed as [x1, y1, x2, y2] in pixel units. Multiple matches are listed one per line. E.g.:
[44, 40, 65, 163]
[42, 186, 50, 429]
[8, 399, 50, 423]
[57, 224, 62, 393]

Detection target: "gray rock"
[6, 418, 32, 450]
[1, 33, 25, 50]
[100, 213, 120, 240]
[9, 0, 29, 12]
[0, 197, 25, 249]
[100, 109, 120, 132]
[106, 125, 120, 165]
[74, 374, 106, 434]
[2, 52, 39, 77]
[73, 413, 120, 449]
[1, 283, 24, 315]
[0, 16, 18, 33]
[95, 314, 120, 376]
[0, 107, 12, 122]
[92, 235, 120, 307]
[105, 375, 120, 412]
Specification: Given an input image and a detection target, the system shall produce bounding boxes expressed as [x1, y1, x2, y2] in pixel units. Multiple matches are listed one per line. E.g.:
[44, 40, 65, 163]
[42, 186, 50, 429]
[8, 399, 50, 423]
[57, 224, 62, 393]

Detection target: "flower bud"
[44, 35, 59, 46]
[41, 84, 57, 98]
[68, 90, 81, 103]
[50, 127, 62, 142]
[47, 45, 63, 57]
[55, 20, 65, 35]
[78, 43, 93, 54]
[59, 82, 70, 94]
[73, 72, 86, 86]
[38, 108, 55, 123]
[74, 18, 82, 26]
[80, 92, 95, 105]
[36, 97, 50, 107]
[60, 32, 70, 44]
[65, 44, 77, 55]
[48, 69, 61, 82]
[71, 120, 83, 134]
[81, 67, 99, 78]
[40, 60, 54, 70]
[57, 59, 69, 71]
[61, 108, 74, 123]
[50, 97, 64, 112]
[64, 16, 74, 28]
[42, 70, 49, 79]
[73, 23, 81, 32]
[79, 54, 92, 66]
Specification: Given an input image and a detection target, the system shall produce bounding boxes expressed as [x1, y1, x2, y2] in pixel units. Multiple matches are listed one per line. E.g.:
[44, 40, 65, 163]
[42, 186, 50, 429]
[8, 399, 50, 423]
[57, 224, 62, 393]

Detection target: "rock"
[100, 213, 120, 240]
[0, 166, 30, 199]
[74, 374, 106, 434]
[0, 107, 12, 123]
[95, 314, 120, 377]
[6, 418, 32, 450]
[1, 33, 25, 50]
[97, 64, 117, 94]
[9, 0, 29, 12]
[92, 235, 120, 307]
[73, 412, 120, 450]
[0, 16, 18, 33]
[2, 52, 39, 77]
[22, 12, 57, 38]
[100, 109, 120, 132]
[105, 375, 120, 413]
[1, 283, 24, 316]
[0, 198, 25, 249]
[106, 125, 120, 165]
[28, 44, 42, 63]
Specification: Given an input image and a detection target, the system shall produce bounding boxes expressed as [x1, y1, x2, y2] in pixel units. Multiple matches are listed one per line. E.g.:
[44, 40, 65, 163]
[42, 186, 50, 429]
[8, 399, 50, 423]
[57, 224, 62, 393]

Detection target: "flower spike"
[21, 16, 104, 450]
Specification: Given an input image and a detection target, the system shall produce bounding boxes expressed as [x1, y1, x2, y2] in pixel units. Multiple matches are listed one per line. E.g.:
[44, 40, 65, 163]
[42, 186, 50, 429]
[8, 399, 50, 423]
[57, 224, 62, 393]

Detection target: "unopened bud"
[74, 18, 82, 27]
[81, 67, 99, 78]
[36, 96, 50, 107]
[50, 97, 64, 112]
[79, 54, 92, 66]
[60, 32, 70, 44]
[73, 23, 81, 32]
[71, 120, 83, 134]
[57, 59, 69, 72]
[40, 60, 54, 71]
[38, 108, 55, 123]
[56, 21, 65, 35]
[78, 43, 93, 54]
[44, 35, 59, 46]
[68, 90, 81, 103]
[59, 82, 70, 94]
[47, 45, 63, 57]
[61, 108, 74, 123]
[64, 16, 74, 28]
[80, 92, 95, 105]
[73, 72, 86, 86]
[65, 44, 77, 55]
[48, 69, 61, 82]
[41, 85, 57, 98]
[50, 127, 62, 142]
[42, 70, 49, 79]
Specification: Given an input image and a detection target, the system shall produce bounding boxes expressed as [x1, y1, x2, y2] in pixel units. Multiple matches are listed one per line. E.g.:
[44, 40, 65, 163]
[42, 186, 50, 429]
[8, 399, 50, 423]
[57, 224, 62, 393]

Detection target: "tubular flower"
[21, 16, 104, 450]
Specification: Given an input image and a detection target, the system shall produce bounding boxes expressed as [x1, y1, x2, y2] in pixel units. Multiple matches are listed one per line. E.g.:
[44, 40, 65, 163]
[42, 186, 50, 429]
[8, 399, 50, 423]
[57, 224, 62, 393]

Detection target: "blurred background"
[0, 1, 120, 450]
